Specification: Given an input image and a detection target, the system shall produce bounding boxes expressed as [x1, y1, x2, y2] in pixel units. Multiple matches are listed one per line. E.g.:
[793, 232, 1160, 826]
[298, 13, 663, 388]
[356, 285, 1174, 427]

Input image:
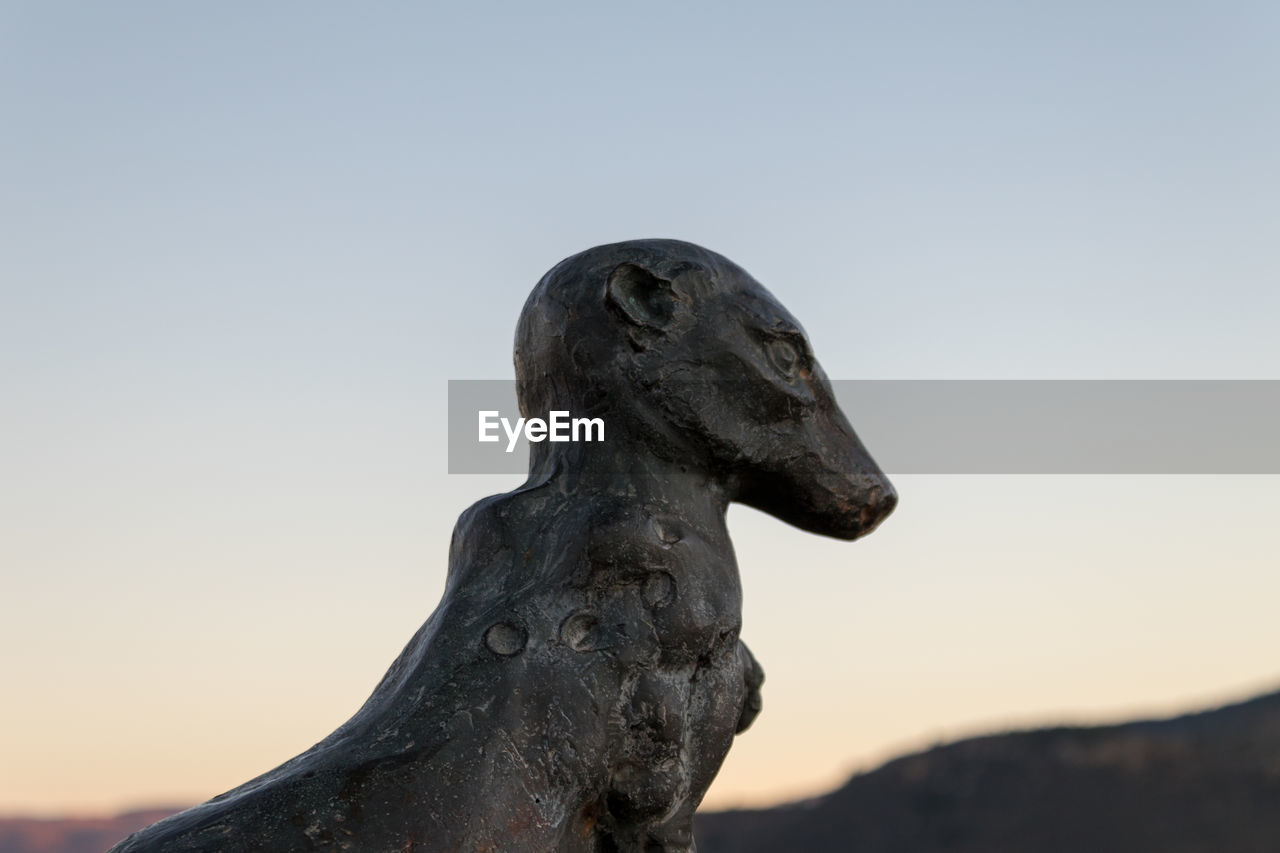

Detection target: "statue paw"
[735, 641, 765, 733]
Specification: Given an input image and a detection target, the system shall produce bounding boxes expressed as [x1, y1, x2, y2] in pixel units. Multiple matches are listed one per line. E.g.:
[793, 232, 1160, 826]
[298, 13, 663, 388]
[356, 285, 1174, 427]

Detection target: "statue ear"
[605, 262, 678, 331]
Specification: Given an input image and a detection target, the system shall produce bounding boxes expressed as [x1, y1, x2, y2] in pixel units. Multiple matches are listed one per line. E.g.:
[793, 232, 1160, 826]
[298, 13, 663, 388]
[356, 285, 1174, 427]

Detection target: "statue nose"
[859, 483, 898, 532]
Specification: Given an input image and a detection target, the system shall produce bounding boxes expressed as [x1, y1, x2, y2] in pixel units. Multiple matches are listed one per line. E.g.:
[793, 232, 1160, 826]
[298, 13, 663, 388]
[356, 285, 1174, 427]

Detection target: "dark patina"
[112, 239, 896, 852]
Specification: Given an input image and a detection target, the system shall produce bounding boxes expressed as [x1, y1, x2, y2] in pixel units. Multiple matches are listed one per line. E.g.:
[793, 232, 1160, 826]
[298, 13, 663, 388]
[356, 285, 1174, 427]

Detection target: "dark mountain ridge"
[0, 810, 179, 853]
[696, 688, 1280, 852]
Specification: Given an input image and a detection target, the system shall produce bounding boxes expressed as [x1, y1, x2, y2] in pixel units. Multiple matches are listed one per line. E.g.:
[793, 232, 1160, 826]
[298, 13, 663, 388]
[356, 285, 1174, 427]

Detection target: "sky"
[2, 1, 1279, 816]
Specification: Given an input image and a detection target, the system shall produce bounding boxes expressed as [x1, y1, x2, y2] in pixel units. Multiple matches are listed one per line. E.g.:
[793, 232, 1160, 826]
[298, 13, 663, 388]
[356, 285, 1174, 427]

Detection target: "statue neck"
[525, 439, 733, 525]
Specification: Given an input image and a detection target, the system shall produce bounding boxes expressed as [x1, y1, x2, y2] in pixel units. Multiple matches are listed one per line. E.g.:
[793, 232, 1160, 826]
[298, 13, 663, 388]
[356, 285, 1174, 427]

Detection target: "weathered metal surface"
[111, 239, 896, 852]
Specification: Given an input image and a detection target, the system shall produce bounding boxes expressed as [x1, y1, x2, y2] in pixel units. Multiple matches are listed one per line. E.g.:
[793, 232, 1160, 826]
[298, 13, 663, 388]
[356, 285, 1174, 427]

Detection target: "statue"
[111, 239, 896, 852]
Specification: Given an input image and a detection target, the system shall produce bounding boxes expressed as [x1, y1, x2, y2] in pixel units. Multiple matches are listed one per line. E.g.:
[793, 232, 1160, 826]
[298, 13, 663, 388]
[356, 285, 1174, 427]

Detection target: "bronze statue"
[111, 239, 896, 852]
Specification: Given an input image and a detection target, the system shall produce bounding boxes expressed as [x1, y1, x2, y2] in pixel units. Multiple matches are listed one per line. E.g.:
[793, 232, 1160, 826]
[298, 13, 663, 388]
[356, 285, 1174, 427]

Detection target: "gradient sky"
[3, 1, 1279, 816]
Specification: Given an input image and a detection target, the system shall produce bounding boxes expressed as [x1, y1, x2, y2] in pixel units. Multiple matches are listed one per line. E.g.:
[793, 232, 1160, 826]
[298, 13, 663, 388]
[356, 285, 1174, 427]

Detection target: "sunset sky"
[3, 2, 1279, 816]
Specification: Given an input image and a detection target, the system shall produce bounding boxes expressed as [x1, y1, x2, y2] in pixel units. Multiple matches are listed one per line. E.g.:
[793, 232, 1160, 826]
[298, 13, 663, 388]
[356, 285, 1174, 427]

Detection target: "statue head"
[515, 239, 895, 540]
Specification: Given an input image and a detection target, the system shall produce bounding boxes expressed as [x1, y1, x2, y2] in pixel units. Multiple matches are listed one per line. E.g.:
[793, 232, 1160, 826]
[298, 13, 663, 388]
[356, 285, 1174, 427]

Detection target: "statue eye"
[767, 338, 799, 379]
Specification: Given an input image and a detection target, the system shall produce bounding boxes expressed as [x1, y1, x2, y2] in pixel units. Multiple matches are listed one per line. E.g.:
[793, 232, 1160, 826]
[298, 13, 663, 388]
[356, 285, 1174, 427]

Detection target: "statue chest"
[560, 514, 742, 668]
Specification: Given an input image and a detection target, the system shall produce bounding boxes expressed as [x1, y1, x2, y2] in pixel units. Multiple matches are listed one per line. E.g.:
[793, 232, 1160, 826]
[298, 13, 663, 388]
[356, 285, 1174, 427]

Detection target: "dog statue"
[111, 239, 896, 852]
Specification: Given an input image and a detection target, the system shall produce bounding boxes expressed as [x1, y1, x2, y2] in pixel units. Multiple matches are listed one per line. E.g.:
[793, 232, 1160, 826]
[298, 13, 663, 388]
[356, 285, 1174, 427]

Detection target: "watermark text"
[478, 410, 605, 453]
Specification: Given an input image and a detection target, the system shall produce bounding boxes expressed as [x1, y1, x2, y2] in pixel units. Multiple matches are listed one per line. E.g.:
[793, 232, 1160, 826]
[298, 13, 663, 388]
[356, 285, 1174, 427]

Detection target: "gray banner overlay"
[448, 380, 1280, 475]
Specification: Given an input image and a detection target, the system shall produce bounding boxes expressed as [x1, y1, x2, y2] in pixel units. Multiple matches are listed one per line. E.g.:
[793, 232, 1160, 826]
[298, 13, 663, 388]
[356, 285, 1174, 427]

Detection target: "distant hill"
[696, 689, 1280, 853]
[5, 690, 1278, 853]
[0, 810, 178, 853]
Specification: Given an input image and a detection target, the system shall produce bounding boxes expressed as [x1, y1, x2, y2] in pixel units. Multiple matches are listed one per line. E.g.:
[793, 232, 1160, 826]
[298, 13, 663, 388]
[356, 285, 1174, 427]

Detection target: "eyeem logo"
[479, 410, 605, 453]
